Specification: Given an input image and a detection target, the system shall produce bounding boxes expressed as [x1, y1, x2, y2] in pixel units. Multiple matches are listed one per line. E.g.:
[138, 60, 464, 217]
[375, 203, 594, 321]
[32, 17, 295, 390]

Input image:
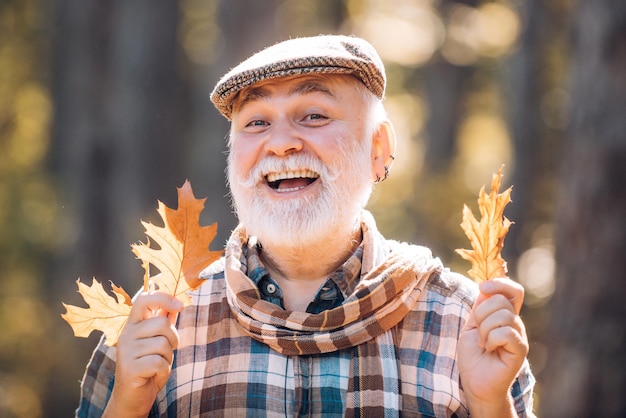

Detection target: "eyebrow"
[235, 78, 337, 110]
[236, 87, 269, 110]
[289, 80, 335, 98]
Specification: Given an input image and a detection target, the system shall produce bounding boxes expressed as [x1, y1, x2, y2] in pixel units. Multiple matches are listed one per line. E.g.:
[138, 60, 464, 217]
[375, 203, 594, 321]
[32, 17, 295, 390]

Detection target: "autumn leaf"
[131, 181, 222, 304]
[455, 166, 513, 283]
[62, 180, 222, 345]
[61, 279, 132, 345]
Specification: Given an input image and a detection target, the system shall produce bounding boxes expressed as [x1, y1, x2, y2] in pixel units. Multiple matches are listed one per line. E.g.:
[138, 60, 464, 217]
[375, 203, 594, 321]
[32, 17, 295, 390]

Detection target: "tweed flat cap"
[210, 35, 386, 120]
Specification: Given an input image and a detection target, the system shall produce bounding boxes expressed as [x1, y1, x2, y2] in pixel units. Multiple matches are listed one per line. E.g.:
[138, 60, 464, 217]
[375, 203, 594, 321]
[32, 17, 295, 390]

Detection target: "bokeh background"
[1, 0, 625, 416]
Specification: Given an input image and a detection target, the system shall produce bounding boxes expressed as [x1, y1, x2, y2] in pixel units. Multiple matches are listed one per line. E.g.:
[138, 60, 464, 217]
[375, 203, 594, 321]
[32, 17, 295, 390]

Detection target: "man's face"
[227, 74, 376, 248]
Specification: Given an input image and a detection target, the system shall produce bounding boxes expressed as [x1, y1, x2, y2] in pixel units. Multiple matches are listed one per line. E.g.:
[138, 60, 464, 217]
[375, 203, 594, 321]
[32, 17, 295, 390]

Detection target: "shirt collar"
[241, 237, 364, 300]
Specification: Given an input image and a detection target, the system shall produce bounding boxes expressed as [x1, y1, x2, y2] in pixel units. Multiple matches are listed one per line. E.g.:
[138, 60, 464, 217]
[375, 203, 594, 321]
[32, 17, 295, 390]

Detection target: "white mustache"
[236, 154, 340, 189]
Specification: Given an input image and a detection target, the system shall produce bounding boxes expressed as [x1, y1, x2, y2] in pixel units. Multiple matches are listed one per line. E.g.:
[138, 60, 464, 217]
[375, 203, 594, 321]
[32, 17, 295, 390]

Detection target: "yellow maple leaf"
[62, 181, 222, 345]
[61, 279, 132, 345]
[455, 166, 513, 283]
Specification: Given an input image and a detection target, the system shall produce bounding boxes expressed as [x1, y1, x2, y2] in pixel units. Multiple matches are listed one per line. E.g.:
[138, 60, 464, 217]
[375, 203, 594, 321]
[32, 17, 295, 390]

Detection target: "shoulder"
[404, 269, 478, 329]
[426, 269, 479, 308]
[384, 238, 478, 308]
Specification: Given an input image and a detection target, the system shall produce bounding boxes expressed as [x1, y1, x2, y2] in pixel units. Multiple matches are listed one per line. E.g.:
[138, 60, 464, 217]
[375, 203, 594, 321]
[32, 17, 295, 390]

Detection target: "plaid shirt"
[76, 234, 535, 417]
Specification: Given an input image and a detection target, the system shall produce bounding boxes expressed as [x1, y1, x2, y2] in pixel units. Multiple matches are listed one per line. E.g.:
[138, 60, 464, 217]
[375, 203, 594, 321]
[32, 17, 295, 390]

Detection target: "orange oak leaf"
[61, 278, 132, 345]
[455, 166, 513, 283]
[61, 181, 222, 346]
[131, 180, 222, 304]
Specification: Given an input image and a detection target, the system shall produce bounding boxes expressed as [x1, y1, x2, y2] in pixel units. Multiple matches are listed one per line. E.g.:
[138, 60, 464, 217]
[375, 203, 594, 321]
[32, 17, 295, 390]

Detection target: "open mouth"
[266, 169, 320, 193]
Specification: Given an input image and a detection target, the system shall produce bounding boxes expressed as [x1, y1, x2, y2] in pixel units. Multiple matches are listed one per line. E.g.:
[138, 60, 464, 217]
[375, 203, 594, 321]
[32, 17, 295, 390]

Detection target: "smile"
[265, 169, 320, 193]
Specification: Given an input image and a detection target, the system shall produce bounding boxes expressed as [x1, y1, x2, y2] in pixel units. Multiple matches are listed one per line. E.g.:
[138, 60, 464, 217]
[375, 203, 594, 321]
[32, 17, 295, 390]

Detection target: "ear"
[371, 120, 396, 181]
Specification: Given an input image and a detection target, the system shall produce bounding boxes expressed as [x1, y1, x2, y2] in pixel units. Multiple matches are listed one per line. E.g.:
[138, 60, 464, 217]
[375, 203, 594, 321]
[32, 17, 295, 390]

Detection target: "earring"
[375, 155, 394, 184]
[375, 167, 389, 184]
[381, 155, 394, 181]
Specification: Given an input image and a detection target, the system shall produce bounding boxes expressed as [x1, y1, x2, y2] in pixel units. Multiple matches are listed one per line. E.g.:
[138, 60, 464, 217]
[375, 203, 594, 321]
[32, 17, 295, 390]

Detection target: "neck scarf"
[224, 210, 442, 416]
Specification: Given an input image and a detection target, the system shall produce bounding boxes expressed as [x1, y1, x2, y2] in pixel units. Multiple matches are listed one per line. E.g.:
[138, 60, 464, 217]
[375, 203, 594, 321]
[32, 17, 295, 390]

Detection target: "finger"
[131, 352, 174, 380]
[131, 334, 178, 364]
[472, 293, 517, 327]
[484, 316, 528, 357]
[124, 316, 180, 349]
[478, 278, 525, 314]
[476, 307, 517, 347]
[128, 292, 184, 324]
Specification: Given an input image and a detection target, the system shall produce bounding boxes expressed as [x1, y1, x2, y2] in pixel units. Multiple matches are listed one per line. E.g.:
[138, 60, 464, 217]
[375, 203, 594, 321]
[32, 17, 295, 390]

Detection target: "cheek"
[229, 140, 262, 174]
[308, 130, 347, 161]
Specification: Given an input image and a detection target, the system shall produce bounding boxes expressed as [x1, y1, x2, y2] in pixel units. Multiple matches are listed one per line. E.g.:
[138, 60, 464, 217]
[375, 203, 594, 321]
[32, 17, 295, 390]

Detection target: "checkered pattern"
[210, 35, 386, 120]
[75, 211, 535, 417]
[224, 218, 441, 356]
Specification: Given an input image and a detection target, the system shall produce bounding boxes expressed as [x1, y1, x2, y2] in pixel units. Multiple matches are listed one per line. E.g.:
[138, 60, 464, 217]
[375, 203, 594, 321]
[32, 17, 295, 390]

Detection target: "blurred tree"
[0, 1, 60, 417]
[505, 0, 550, 259]
[48, 1, 188, 415]
[421, 0, 478, 174]
[505, 0, 567, 261]
[50, 0, 188, 291]
[541, 0, 626, 416]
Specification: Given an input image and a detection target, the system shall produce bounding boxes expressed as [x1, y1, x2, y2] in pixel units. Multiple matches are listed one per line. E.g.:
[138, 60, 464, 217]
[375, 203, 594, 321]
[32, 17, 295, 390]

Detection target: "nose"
[264, 120, 303, 156]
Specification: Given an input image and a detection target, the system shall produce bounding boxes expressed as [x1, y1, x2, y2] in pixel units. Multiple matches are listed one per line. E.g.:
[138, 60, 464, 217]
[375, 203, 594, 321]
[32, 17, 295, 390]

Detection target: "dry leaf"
[131, 181, 222, 304]
[61, 279, 132, 345]
[455, 166, 513, 283]
[62, 181, 222, 345]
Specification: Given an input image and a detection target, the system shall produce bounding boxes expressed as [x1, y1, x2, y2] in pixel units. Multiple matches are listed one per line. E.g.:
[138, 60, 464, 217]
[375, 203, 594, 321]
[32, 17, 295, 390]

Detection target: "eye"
[246, 119, 269, 127]
[242, 119, 271, 133]
[302, 113, 329, 125]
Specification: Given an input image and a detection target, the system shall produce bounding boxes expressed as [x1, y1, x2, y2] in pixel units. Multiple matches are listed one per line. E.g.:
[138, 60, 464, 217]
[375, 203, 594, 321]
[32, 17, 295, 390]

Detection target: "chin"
[243, 191, 369, 252]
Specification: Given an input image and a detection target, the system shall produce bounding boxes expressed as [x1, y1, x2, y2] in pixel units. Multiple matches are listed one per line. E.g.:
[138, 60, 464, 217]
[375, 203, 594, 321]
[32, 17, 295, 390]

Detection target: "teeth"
[275, 186, 306, 193]
[266, 170, 319, 183]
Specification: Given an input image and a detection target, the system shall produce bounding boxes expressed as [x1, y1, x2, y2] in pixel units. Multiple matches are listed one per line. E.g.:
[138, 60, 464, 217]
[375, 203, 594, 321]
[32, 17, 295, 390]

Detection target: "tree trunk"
[421, 0, 478, 174]
[505, 0, 548, 260]
[50, 0, 187, 289]
[541, 0, 626, 416]
[48, 1, 187, 414]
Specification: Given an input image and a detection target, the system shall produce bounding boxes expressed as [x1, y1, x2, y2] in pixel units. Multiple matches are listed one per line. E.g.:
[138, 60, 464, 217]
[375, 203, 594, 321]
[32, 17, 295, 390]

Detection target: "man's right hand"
[103, 292, 183, 418]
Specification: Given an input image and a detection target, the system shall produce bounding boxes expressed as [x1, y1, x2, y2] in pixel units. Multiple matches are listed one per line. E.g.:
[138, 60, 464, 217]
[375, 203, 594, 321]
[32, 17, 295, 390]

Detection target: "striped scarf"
[224, 211, 443, 416]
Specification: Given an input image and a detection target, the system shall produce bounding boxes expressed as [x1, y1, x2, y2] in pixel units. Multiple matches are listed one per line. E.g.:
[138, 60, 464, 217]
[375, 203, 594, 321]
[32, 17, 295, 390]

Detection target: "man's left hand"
[458, 277, 529, 417]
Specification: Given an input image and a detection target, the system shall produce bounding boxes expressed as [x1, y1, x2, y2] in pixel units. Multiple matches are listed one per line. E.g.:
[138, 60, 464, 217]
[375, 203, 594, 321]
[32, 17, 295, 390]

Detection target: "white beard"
[228, 136, 374, 249]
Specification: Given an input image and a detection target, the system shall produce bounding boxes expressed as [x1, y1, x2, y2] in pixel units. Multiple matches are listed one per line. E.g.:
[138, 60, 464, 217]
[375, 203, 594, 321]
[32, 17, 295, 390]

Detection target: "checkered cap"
[210, 35, 386, 120]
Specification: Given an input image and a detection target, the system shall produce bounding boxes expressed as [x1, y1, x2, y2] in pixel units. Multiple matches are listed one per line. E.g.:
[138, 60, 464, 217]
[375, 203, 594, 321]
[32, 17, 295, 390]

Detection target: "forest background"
[1, 0, 625, 417]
